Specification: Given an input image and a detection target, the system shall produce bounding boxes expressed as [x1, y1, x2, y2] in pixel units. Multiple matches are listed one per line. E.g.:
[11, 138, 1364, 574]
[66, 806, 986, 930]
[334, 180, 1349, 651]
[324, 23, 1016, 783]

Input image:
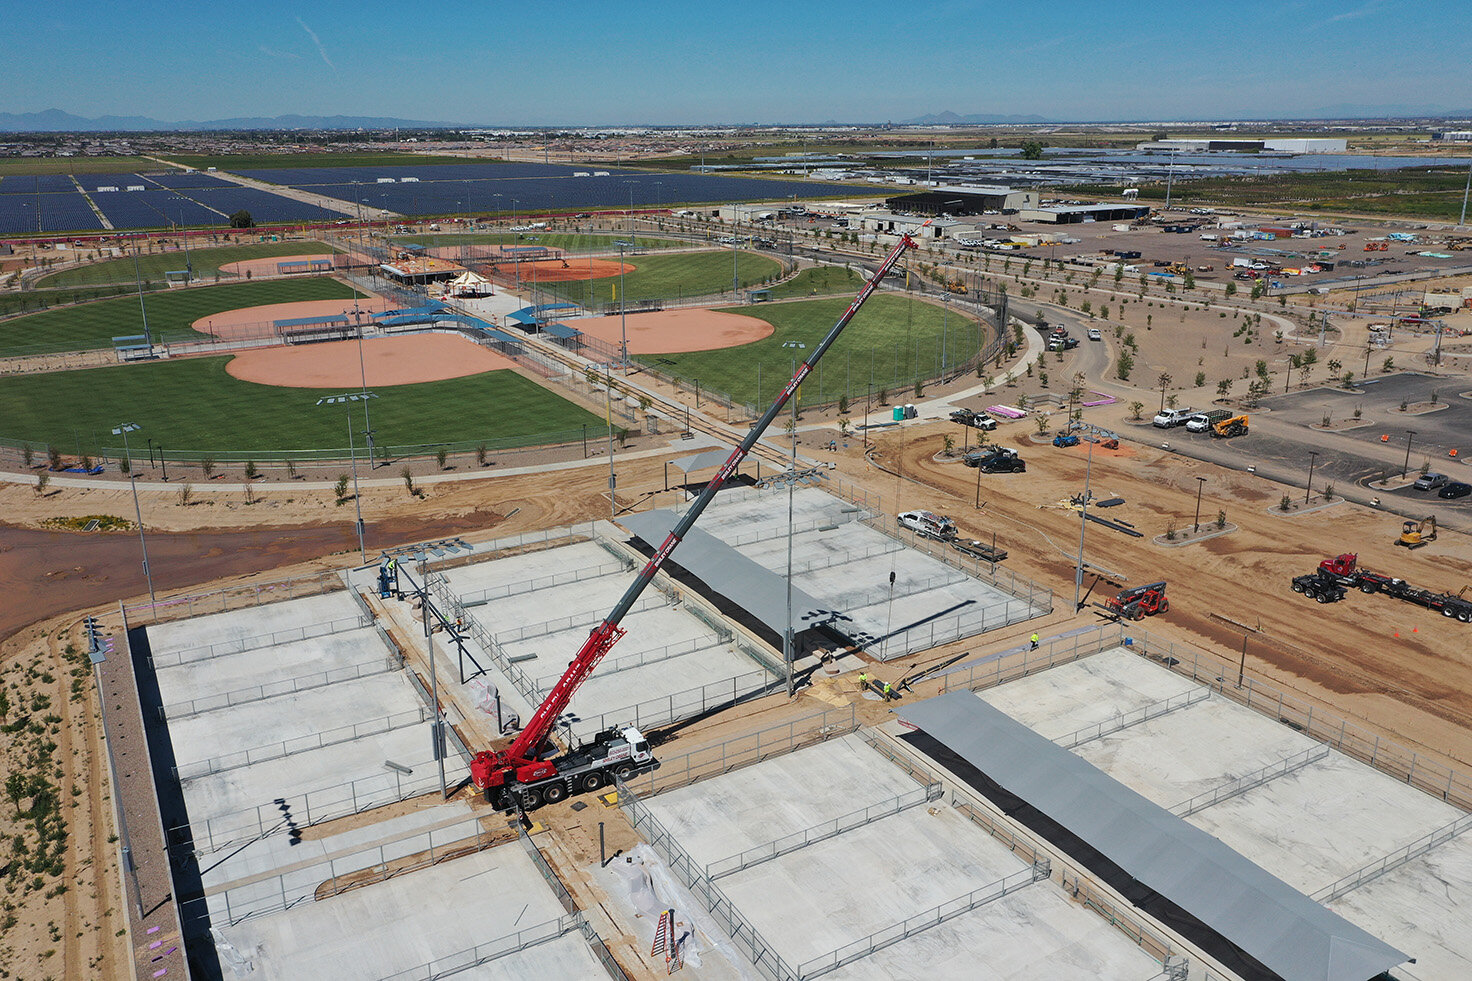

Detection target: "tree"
[476, 442, 488, 467]
[402, 467, 416, 495]
[1217, 378, 1232, 397]
[34, 471, 49, 496]
[436, 446, 449, 470]
[1115, 351, 1134, 380]
[229, 209, 255, 229]
[47, 445, 61, 470]
[21, 443, 33, 468]
[334, 474, 350, 502]
[244, 460, 259, 481]
[1020, 140, 1045, 160]
[942, 434, 955, 456]
[200, 456, 215, 479]
[1183, 270, 1196, 291]
[1225, 281, 1237, 297]
[1194, 371, 1206, 388]
[1128, 400, 1145, 420]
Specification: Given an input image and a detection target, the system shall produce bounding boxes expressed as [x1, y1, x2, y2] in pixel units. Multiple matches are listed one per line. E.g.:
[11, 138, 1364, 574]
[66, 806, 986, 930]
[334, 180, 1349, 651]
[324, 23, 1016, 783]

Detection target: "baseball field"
[528, 249, 781, 307]
[34, 241, 342, 289]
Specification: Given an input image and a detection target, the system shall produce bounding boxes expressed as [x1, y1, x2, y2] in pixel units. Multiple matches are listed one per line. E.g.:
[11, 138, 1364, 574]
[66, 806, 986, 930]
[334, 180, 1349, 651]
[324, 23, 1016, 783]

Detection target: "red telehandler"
[469, 228, 924, 810]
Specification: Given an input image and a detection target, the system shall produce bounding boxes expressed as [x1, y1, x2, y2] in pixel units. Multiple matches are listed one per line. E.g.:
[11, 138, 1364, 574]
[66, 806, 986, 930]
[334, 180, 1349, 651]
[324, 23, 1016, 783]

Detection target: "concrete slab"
[153, 627, 389, 709]
[1072, 697, 1319, 808]
[645, 735, 927, 868]
[166, 671, 424, 765]
[147, 591, 362, 656]
[212, 842, 604, 981]
[1185, 753, 1465, 894]
[443, 539, 622, 600]
[977, 645, 1200, 740]
[822, 882, 1168, 980]
[716, 806, 1030, 965]
[1328, 833, 1472, 981]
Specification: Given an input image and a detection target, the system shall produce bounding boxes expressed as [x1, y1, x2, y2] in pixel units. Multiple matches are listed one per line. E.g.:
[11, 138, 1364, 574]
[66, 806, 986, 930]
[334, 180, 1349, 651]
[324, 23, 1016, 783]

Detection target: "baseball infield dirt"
[571, 308, 772, 354]
[225, 333, 516, 387]
[192, 297, 394, 342]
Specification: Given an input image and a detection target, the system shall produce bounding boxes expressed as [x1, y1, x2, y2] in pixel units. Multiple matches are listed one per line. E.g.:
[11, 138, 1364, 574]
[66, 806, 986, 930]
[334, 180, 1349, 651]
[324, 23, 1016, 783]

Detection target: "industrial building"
[1018, 203, 1153, 224]
[855, 212, 969, 239]
[1135, 138, 1348, 153]
[885, 184, 1039, 215]
[1433, 130, 1472, 142]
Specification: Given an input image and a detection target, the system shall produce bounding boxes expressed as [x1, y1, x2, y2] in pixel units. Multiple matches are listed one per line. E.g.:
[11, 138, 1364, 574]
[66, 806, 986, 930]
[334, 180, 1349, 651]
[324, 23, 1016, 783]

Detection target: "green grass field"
[0, 283, 168, 319]
[0, 278, 363, 357]
[766, 265, 865, 299]
[34, 241, 341, 289]
[537, 250, 781, 310]
[396, 233, 686, 253]
[639, 293, 989, 408]
[0, 357, 604, 459]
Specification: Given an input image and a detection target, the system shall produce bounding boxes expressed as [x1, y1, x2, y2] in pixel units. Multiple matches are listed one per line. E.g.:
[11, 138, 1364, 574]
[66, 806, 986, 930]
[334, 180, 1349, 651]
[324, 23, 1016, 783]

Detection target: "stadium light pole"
[1461, 154, 1472, 227]
[112, 424, 156, 611]
[131, 245, 153, 354]
[1305, 451, 1319, 505]
[1073, 437, 1096, 613]
[1402, 430, 1416, 479]
[1193, 476, 1206, 533]
[624, 180, 637, 247]
[618, 241, 629, 374]
[317, 393, 377, 563]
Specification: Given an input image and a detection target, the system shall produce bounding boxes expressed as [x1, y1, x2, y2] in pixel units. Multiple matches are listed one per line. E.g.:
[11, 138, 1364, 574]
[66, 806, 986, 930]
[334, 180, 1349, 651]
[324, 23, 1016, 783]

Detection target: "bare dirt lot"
[573, 308, 773, 354]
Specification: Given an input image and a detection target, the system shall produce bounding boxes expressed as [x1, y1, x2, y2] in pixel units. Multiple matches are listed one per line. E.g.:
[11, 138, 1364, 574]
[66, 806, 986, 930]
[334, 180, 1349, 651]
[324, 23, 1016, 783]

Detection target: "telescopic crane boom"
[470, 228, 924, 805]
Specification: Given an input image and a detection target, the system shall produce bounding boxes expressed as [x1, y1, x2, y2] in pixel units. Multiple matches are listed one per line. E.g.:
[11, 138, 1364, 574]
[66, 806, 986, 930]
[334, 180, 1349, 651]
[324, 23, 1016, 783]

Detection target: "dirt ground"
[572, 308, 773, 354]
[491, 256, 630, 283]
[224, 332, 515, 387]
[219, 254, 340, 278]
[192, 295, 394, 341]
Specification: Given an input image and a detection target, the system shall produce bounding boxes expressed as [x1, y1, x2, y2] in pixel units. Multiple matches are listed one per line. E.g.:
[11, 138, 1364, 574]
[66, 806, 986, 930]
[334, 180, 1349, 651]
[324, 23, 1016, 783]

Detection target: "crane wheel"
[1292, 582, 1306, 593]
[521, 788, 544, 810]
[1443, 607, 1457, 618]
[1459, 610, 1471, 623]
[1360, 584, 1377, 594]
[1315, 592, 1331, 603]
[581, 772, 604, 792]
[543, 783, 569, 804]
[614, 764, 636, 782]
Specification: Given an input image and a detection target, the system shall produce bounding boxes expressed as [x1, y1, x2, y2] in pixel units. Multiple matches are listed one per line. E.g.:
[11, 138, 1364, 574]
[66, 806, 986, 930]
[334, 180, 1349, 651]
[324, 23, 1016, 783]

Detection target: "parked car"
[897, 510, 958, 540]
[1052, 433, 1080, 447]
[1439, 482, 1472, 500]
[964, 447, 1027, 473]
[1047, 336, 1080, 352]
[1414, 472, 1449, 491]
[1087, 327, 1102, 341]
[1152, 408, 1197, 428]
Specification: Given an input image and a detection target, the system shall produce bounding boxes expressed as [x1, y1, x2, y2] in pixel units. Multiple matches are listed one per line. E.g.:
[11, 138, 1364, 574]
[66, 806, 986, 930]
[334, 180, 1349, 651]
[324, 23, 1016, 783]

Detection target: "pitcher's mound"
[572, 309, 772, 354]
[226, 334, 514, 388]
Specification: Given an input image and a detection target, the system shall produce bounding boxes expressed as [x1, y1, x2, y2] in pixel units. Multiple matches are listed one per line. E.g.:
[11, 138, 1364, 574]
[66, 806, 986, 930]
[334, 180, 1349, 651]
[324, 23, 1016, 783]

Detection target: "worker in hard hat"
[1030, 633, 1040, 651]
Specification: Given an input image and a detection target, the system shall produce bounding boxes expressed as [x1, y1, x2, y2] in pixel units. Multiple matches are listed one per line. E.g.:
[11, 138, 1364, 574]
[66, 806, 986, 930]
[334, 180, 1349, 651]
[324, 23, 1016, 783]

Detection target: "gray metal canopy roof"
[669, 449, 732, 474]
[620, 509, 824, 636]
[897, 692, 1409, 981]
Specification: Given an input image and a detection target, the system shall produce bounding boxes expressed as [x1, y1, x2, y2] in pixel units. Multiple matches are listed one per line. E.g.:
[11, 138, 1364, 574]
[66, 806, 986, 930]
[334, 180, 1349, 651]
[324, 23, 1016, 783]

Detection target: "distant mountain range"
[0, 109, 459, 132]
[900, 111, 1053, 125]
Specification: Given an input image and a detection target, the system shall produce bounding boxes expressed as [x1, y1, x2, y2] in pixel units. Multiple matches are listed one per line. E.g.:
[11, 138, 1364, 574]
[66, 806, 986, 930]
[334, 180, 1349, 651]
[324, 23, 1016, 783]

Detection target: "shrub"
[200, 456, 216, 479]
[1281, 495, 1292, 512]
[436, 446, 449, 470]
[476, 443, 488, 467]
[244, 461, 259, 481]
[35, 472, 50, 496]
[402, 468, 416, 495]
[1216, 510, 1226, 529]
[1322, 483, 1335, 501]
[334, 474, 350, 502]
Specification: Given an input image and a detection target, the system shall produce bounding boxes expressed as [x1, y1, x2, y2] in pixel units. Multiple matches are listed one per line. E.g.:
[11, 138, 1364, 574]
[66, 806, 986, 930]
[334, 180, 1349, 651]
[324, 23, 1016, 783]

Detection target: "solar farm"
[0, 160, 848, 234]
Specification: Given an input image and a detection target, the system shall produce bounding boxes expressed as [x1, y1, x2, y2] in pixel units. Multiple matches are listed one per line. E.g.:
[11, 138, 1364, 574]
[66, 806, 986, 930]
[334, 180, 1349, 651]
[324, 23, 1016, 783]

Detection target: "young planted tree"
[436, 446, 449, 471]
[244, 460, 259, 481]
[35, 472, 50, 496]
[201, 456, 216, 479]
[1128, 400, 1145, 421]
[334, 474, 350, 503]
[402, 467, 416, 496]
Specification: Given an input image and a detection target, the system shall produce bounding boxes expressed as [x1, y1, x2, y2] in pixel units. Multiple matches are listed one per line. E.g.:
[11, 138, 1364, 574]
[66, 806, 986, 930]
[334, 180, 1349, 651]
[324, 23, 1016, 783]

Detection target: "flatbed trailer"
[1289, 556, 1472, 622]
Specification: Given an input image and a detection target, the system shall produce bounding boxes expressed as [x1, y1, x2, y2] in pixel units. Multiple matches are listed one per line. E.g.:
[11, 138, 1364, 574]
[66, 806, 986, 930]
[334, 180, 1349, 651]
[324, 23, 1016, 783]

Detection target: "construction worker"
[882, 680, 892, 699]
[1030, 632, 1040, 651]
[857, 672, 869, 690]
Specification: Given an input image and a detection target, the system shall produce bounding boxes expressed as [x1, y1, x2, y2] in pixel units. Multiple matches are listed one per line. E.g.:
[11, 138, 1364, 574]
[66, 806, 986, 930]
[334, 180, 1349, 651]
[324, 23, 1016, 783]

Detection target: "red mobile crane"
[470, 228, 924, 810]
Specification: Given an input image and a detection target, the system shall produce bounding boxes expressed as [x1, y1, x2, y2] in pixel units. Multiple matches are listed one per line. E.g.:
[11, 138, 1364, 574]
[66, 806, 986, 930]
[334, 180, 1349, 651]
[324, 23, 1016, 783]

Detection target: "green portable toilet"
[893, 406, 904, 421]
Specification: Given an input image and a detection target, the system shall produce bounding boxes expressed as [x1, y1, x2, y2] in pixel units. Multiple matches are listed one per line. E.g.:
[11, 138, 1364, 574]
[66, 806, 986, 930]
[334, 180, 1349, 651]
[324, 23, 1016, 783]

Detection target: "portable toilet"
[903, 403, 918, 420]
[893, 406, 904, 422]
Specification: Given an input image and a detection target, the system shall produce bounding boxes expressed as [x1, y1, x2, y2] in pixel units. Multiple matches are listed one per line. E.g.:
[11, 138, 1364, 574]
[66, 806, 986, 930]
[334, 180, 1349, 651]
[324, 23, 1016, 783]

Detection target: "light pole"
[1073, 437, 1096, 612]
[618, 241, 629, 373]
[411, 551, 450, 800]
[112, 424, 156, 610]
[317, 392, 377, 563]
[1461, 153, 1472, 227]
[782, 342, 806, 426]
[1193, 476, 1206, 533]
[731, 204, 740, 296]
[625, 181, 637, 247]
[1305, 451, 1318, 504]
[1164, 148, 1177, 210]
[1403, 430, 1416, 479]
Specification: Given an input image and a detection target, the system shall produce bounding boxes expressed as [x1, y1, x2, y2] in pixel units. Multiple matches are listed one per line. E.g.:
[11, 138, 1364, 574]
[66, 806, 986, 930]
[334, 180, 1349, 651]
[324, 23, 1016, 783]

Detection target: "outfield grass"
[0, 278, 363, 356]
[35, 241, 341, 289]
[639, 293, 989, 408]
[0, 357, 604, 459]
[766, 265, 865, 299]
[160, 152, 487, 172]
[536, 250, 781, 309]
[0, 283, 167, 319]
[396, 233, 686, 252]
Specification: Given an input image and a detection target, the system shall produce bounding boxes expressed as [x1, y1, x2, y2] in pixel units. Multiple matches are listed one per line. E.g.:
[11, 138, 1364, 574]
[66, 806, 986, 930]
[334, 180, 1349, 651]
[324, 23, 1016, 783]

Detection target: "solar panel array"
[0, 192, 103, 234]
[90, 189, 224, 229]
[185, 187, 344, 224]
[236, 162, 842, 217]
[0, 174, 82, 195]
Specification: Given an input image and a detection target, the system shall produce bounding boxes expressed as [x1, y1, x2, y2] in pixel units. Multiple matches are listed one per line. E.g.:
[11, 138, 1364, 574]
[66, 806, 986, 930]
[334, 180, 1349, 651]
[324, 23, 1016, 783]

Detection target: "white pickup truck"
[1152, 408, 1197, 428]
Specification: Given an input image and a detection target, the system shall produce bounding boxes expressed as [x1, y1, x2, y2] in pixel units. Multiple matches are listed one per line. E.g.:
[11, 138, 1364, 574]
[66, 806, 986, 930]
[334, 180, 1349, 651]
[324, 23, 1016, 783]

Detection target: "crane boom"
[472, 228, 922, 794]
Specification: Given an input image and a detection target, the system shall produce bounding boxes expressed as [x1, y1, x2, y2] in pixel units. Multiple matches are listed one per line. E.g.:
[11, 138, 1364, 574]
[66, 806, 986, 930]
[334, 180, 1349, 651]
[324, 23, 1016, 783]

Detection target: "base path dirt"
[192, 296, 394, 342]
[225, 333, 516, 388]
[483, 256, 630, 283]
[572, 308, 773, 354]
[220, 254, 355, 278]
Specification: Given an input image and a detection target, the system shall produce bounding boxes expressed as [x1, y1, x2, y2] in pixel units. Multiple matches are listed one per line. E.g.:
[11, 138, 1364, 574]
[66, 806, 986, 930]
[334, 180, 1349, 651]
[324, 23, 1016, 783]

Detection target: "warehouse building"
[1136, 138, 1347, 153]
[1018, 203, 1152, 225]
[885, 185, 1038, 216]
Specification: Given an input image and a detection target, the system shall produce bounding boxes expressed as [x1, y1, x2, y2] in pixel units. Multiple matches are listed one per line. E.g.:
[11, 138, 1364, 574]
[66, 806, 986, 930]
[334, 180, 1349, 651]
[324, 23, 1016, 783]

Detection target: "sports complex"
[0, 158, 992, 472]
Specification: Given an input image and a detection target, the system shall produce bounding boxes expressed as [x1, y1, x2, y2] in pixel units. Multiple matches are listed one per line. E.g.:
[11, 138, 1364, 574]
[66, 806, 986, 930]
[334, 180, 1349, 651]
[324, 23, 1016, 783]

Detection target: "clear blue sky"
[5, 0, 1469, 124]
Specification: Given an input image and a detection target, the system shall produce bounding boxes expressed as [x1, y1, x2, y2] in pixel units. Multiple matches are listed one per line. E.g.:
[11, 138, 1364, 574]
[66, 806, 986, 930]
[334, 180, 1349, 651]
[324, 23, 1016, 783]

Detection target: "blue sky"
[5, 0, 1469, 124]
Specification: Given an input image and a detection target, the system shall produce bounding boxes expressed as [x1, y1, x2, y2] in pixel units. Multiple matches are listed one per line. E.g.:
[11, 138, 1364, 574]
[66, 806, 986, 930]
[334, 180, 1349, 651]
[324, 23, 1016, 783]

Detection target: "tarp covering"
[896, 692, 1409, 981]
[620, 509, 825, 636]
